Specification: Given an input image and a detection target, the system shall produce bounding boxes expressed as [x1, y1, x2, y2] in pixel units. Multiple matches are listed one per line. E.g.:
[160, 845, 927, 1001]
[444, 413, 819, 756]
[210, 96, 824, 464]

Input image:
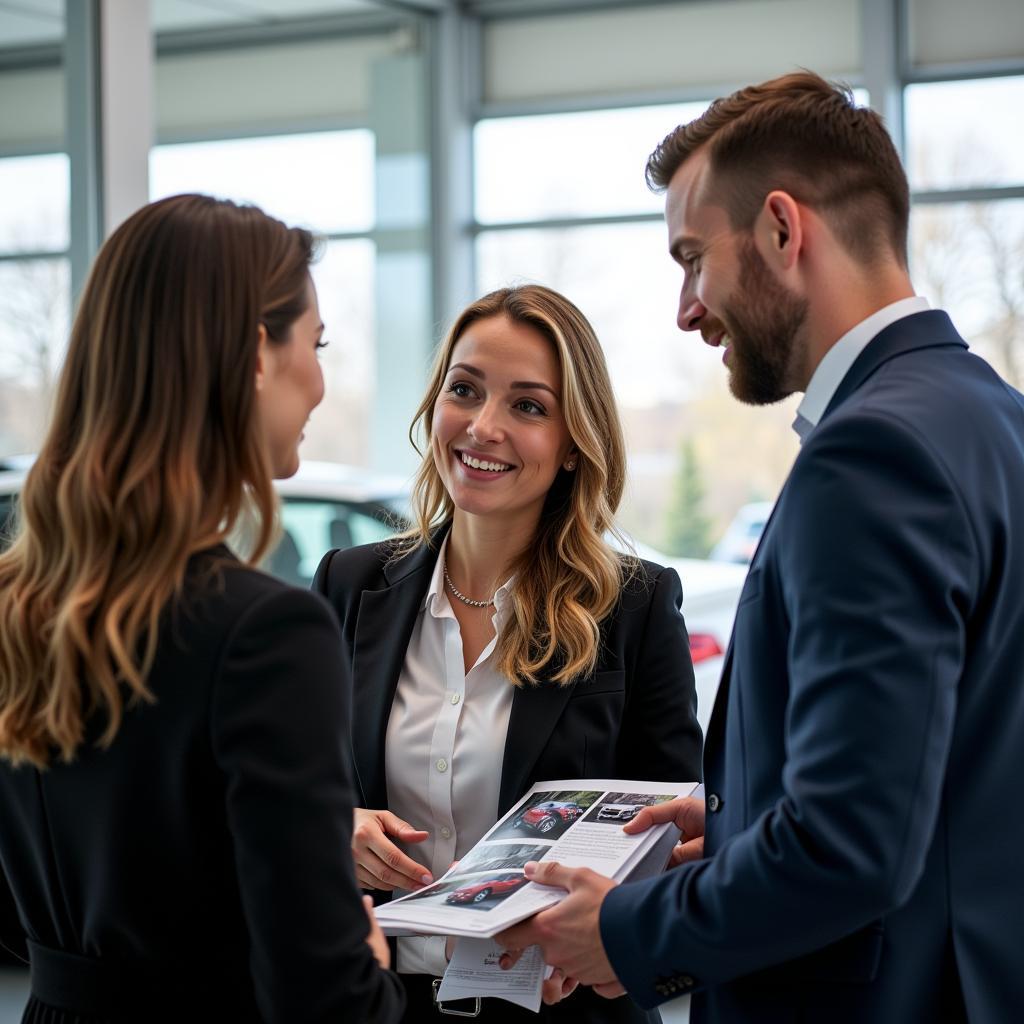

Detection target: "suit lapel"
[351, 538, 443, 808]
[704, 312, 967, 771]
[821, 310, 967, 423]
[498, 675, 575, 815]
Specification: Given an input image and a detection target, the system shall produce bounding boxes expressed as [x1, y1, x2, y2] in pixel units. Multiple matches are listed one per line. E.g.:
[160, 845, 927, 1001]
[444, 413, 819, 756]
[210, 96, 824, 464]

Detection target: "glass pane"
[303, 238, 376, 466]
[0, 258, 71, 458]
[474, 102, 708, 224]
[476, 224, 799, 553]
[0, 154, 70, 253]
[270, 498, 401, 588]
[906, 77, 1024, 191]
[150, 130, 375, 234]
[910, 198, 1024, 388]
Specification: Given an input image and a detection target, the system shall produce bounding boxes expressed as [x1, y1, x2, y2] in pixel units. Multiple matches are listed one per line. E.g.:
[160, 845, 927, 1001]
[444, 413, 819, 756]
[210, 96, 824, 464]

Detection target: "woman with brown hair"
[0, 194, 403, 1022]
[313, 284, 702, 1022]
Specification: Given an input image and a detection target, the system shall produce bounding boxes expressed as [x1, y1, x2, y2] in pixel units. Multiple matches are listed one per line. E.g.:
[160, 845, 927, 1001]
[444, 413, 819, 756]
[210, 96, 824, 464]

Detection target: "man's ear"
[755, 190, 803, 272]
[254, 322, 269, 392]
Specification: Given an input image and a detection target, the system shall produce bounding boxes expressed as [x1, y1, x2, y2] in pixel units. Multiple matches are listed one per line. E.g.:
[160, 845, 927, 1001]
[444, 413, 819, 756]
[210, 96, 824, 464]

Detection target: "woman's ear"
[254, 322, 269, 392]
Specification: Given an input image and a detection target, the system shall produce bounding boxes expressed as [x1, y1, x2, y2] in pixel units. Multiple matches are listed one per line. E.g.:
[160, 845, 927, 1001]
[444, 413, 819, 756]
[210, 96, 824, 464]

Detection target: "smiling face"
[256, 275, 326, 479]
[430, 314, 575, 530]
[665, 148, 808, 404]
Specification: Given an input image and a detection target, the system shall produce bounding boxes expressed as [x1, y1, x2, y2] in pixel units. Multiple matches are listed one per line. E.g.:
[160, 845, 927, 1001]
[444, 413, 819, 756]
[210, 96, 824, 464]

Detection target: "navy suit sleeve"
[601, 410, 973, 1005]
[618, 566, 702, 783]
[211, 586, 404, 1023]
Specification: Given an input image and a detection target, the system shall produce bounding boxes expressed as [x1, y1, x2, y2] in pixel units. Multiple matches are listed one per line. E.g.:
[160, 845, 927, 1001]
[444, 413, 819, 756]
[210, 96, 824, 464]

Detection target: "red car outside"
[445, 873, 528, 904]
[513, 800, 584, 835]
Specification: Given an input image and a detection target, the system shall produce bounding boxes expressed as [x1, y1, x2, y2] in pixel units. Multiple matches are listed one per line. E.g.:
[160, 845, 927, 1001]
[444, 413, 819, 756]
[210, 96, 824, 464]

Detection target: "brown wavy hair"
[397, 284, 632, 686]
[646, 70, 910, 267]
[0, 194, 315, 767]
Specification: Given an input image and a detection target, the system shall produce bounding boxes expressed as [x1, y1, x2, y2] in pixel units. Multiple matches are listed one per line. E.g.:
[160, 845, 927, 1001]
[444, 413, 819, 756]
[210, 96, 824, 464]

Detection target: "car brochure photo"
[374, 777, 700, 941]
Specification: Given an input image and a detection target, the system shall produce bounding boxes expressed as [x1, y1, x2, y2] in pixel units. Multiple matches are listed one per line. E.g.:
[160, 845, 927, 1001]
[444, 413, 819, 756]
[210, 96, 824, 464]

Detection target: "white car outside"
[0, 460, 744, 739]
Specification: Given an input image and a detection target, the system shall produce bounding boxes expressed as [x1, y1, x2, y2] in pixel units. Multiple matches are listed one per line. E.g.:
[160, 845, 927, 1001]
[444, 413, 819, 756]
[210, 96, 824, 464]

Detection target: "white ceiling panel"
[0, 0, 63, 48]
[0, 0, 387, 51]
[152, 0, 382, 33]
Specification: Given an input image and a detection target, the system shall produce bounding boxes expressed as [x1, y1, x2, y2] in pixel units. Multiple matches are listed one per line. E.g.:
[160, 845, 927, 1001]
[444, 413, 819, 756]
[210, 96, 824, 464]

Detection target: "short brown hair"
[646, 71, 910, 266]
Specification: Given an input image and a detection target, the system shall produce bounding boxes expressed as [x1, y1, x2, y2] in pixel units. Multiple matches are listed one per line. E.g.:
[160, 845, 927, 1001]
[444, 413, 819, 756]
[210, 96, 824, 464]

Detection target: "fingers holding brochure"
[495, 860, 621, 987]
[352, 807, 432, 891]
[623, 795, 705, 840]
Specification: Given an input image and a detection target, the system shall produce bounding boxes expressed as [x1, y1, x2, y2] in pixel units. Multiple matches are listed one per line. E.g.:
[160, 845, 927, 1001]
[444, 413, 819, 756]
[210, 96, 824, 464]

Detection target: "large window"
[474, 105, 800, 557]
[907, 77, 1024, 390]
[0, 153, 71, 458]
[150, 129, 377, 465]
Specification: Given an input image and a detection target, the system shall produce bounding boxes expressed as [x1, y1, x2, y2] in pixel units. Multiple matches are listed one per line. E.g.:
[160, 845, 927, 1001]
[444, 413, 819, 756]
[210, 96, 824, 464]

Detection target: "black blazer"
[312, 533, 702, 825]
[0, 549, 404, 1023]
[602, 311, 1024, 1022]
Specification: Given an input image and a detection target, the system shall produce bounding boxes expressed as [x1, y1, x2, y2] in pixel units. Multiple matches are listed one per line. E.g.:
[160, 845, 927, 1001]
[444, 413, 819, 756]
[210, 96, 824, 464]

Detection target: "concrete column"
[66, 0, 152, 300]
[370, 42, 434, 474]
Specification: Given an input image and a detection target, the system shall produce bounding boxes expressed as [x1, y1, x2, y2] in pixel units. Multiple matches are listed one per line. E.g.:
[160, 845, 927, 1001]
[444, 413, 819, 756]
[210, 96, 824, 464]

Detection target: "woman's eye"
[516, 399, 545, 415]
[315, 340, 330, 351]
[447, 381, 474, 398]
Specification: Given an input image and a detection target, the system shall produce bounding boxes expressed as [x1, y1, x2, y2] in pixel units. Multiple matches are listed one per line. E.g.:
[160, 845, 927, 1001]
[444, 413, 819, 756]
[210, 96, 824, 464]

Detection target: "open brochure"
[375, 778, 700, 941]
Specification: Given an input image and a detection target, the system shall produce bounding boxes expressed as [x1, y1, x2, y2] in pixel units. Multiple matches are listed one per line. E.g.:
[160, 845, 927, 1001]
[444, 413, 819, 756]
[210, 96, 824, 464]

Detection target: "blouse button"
[450, 693, 461, 705]
[436, 758, 448, 773]
[440, 827, 452, 839]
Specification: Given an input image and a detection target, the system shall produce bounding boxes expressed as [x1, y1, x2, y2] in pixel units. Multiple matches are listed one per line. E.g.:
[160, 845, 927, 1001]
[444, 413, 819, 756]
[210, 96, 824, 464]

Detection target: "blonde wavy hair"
[0, 194, 315, 768]
[397, 284, 632, 686]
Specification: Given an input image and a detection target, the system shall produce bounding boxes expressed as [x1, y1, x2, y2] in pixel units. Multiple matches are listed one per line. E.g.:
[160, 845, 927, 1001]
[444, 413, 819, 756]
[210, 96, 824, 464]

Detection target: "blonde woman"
[313, 284, 701, 1023]
[0, 195, 403, 1023]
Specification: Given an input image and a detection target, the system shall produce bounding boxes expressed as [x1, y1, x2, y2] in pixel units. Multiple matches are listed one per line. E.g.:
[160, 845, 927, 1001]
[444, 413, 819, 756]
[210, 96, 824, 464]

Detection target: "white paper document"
[436, 938, 549, 1012]
[374, 777, 699, 941]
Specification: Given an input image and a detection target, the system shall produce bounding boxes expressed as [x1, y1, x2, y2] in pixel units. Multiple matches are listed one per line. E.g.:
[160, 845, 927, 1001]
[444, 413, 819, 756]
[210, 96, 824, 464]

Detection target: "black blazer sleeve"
[616, 564, 702, 783]
[210, 586, 404, 1023]
[0, 862, 27, 963]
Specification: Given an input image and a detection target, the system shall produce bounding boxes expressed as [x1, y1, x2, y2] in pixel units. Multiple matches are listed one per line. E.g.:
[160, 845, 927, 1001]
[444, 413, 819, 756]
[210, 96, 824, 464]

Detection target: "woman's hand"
[363, 895, 390, 970]
[353, 808, 432, 892]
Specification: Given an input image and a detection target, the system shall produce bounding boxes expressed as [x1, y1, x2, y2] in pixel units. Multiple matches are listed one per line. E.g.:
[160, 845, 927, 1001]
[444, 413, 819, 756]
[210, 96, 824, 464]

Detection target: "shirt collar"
[793, 295, 931, 442]
[424, 533, 515, 623]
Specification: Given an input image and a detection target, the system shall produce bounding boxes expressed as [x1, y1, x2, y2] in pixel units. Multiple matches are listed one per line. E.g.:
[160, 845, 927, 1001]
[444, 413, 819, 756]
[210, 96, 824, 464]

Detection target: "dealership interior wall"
[1, 0, 1023, 552]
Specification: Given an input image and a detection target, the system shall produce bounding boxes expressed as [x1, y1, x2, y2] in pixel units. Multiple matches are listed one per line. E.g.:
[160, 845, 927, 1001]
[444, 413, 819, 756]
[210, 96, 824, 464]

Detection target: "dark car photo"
[513, 800, 584, 835]
[444, 873, 528, 904]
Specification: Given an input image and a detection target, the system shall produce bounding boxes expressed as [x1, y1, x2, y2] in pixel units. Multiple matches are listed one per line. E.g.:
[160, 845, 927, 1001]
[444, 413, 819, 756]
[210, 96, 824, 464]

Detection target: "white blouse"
[384, 534, 515, 976]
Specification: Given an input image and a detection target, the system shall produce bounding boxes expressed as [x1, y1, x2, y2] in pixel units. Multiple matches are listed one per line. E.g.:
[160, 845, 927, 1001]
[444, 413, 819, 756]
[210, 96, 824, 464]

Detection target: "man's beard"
[721, 239, 809, 405]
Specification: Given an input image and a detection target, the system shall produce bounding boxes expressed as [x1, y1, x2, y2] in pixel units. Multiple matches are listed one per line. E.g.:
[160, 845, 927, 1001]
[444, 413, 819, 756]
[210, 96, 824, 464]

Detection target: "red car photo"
[513, 800, 584, 835]
[445, 873, 528, 904]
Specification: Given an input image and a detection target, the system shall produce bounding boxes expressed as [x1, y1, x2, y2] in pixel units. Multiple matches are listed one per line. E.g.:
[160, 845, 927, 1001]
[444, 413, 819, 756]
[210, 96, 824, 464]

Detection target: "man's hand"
[495, 861, 623, 992]
[352, 808, 432, 891]
[624, 796, 706, 866]
[542, 967, 580, 1005]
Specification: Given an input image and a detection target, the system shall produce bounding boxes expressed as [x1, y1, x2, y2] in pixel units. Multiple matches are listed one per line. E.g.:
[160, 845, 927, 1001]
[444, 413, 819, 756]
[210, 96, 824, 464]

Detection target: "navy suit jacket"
[601, 310, 1024, 1023]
